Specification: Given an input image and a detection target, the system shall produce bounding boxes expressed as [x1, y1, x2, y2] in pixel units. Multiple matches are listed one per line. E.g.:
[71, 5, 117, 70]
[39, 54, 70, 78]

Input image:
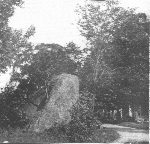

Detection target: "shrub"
[0, 101, 30, 129]
[0, 87, 30, 129]
[101, 116, 115, 124]
[121, 115, 135, 122]
[59, 91, 102, 142]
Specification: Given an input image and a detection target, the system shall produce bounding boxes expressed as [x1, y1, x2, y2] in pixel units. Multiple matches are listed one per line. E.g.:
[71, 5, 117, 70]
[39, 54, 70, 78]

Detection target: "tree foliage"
[0, 0, 35, 73]
[76, 0, 149, 120]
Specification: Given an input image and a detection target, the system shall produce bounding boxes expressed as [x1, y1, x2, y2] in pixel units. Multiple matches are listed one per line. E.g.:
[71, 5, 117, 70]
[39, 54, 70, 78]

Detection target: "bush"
[90, 128, 119, 143]
[59, 91, 102, 142]
[101, 116, 115, 124]
[0, 101, 30, 129]
[0, 87, 30, 129]
[121, 116, 135, 122]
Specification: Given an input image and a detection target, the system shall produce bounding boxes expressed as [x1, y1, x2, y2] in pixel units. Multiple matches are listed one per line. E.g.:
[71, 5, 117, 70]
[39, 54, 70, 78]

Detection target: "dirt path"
[102, 124, 149, 143]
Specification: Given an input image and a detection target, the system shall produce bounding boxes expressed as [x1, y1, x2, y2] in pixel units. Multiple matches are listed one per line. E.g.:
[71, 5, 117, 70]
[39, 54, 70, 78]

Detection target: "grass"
[87, 128, 119, 143]
[124, 140, 149, 144]
[0, 126, 119, 143]
[1, 122, 148, 143]
[0, 127, 68, 143]
[119, 122, 149, 130]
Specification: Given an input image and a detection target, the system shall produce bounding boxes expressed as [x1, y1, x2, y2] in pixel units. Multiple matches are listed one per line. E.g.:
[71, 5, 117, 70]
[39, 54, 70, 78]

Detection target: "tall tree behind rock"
[10, 43, 78, 118]
[76, 0, 149, 120]
[75, 0, 121, 113]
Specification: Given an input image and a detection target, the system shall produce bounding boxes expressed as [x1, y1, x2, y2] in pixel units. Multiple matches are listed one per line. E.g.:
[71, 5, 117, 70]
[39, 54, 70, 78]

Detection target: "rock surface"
[32, 73, 79, 133]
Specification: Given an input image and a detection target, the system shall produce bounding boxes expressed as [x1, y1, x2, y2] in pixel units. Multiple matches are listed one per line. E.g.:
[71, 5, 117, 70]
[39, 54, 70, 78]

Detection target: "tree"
[0, 0, 23, 72]
[76, 0, 149, 121]
[65, 42, 84, 64]
[76, 0, 121, 114]
[111, 12, 149, 119]
[0, 0, 35, 73]
[11, 43, 78, 112]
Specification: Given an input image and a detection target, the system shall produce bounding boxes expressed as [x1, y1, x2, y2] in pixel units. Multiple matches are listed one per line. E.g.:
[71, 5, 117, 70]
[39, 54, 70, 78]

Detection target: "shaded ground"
[0, 126, 119, 143]
[102, 123, 149, 143]
[89, 128, 119, 143]
[0, 123, 148, 143]
[119, 122, 149, 130]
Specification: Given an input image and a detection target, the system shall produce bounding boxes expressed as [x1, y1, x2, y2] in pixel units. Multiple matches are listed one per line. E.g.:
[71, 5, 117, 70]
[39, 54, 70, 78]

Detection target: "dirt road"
[102, 124, 149, 143]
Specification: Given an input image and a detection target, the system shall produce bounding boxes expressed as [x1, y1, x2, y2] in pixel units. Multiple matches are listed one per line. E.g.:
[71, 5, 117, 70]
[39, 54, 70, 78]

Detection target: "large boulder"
[31, 73, 79, 133]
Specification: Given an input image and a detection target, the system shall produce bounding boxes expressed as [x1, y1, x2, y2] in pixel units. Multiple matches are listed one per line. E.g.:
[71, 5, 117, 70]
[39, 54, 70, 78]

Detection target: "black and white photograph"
[0, 0, 149, 143]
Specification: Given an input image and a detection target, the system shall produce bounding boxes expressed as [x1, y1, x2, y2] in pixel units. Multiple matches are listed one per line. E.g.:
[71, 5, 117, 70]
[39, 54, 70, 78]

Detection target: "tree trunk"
[122, 105, 129, 120]
[130, 104, 136, 119]
[107, 110, 111, 119]
[111, 109, 114, 120]
[116, 107, 121, 122]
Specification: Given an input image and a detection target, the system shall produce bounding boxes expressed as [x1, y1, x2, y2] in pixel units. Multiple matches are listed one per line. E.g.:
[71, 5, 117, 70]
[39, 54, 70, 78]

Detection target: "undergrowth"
[0, 126, 119, 143]
[0, 91, 118, 143]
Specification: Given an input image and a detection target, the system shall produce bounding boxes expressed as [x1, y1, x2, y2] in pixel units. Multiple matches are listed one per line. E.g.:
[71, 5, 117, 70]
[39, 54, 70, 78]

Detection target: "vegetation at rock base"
[0, 126, 120, 143]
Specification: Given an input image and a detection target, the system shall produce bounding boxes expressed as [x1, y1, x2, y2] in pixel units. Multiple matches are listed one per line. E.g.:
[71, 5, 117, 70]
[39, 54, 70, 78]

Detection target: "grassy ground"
[88, 128, 119, 143]
[124, 140, 149, 144]
[0, 127, 68, 143]
[1, 122, 147, 143]
[119, 122, 149, 130]
[0, 127, 119, 143]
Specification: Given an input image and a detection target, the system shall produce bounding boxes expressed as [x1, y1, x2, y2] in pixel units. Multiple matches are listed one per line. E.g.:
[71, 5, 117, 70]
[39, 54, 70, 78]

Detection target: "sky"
[0, 0, 150, 89]
[9, 0, 86, 46]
